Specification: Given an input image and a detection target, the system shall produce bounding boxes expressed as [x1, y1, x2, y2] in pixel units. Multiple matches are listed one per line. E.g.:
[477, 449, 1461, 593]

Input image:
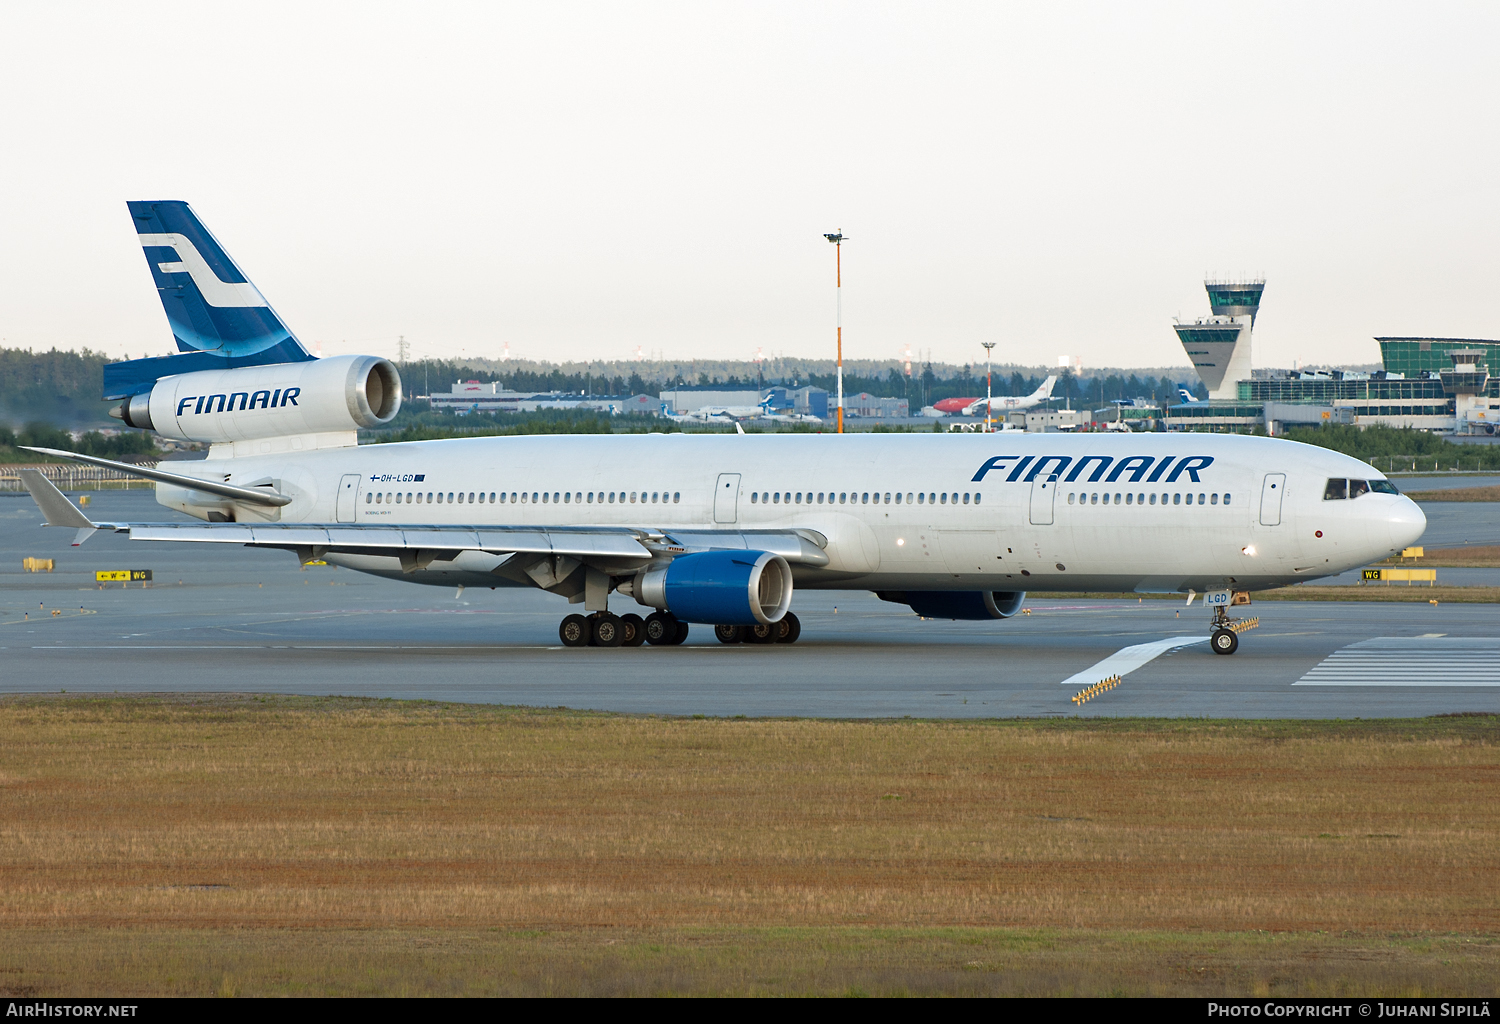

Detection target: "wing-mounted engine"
[876, 590, 1026, 621]
[113, 354, 401, 453]
[622, 550, 794, 625]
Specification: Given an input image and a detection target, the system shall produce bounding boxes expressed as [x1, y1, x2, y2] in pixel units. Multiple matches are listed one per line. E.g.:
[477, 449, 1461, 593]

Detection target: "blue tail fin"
[104, 201, 313, 399]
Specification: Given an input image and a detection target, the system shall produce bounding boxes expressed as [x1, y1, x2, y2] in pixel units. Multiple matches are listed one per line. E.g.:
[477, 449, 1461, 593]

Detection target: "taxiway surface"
[2, 490, 1497, 718]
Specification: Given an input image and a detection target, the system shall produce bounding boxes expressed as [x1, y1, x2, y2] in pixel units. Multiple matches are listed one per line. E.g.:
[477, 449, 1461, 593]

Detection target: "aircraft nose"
[1384, 495, 1427, 551]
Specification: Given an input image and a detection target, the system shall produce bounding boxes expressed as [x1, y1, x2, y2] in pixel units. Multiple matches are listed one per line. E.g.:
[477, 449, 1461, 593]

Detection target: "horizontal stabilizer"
[21, 447, 292, 507]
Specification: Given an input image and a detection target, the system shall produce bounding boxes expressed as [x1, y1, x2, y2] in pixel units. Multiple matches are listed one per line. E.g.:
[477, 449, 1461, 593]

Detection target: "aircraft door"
[714, 473, 741, 524]
[336, 474, 362, 523]
[1259, 473, 1286, 526]
[1029, 474, 1058, 526]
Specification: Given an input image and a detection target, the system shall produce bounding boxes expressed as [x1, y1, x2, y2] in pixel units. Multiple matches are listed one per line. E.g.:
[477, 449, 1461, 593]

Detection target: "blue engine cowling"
[637, 550, 793, 625]
[876, 591, 1026, 621]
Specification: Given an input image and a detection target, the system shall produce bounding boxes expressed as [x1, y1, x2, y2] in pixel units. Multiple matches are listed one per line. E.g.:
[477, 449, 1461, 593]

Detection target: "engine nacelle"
[635, 550, 793, 625]
[877, 590, 1026, 621]
[114, 354, 401, 443]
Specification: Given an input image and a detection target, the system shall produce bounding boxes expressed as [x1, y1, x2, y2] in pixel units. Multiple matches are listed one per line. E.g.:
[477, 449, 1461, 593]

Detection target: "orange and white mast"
[823, 231, 846, 433]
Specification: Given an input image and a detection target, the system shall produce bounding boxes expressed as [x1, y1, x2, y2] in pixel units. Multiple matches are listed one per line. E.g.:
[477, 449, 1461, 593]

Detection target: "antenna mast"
[823, 231, 846, 432]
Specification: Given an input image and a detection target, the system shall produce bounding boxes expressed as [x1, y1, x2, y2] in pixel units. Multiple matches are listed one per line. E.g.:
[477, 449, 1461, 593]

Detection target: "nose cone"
[1385, 496, 1427, 551]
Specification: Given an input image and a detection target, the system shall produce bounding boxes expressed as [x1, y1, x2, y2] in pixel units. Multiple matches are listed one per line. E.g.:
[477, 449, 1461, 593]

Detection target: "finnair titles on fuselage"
[24, 201, 1426, 652]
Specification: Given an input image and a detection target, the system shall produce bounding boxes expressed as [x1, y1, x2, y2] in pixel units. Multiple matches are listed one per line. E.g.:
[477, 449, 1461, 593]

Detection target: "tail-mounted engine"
[113, 354, 401, 444]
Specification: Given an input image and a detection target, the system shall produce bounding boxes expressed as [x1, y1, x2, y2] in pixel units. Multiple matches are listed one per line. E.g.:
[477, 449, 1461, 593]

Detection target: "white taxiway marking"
[1293, 637, 1500, 686]
[1058, 635, 1209, 687]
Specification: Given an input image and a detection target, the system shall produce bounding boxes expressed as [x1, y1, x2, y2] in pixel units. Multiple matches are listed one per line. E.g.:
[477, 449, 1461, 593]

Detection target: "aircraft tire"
[714, 624, 743, 644]
[559, 614, 590, 648]
[620, 613, 646, 647]
[670, 619, 691, 645]
[643, 612, 675, 645]
[592, 612, 625, 648]
[774, 612, 801, 644]
[1211, 628, 1239, 656]
[745, 623, 776, 644]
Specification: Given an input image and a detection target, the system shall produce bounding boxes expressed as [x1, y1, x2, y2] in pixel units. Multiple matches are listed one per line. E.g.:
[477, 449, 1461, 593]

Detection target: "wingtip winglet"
[17, 468, 99, 534]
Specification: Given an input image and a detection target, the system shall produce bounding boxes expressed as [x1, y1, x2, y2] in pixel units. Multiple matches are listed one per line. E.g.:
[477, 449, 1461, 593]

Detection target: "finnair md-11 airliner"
[23, 202, 1427, 655]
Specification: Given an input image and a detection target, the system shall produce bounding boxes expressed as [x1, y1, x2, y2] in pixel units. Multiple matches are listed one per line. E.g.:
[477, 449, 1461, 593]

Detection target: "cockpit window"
[1326, 478, 1391, 500]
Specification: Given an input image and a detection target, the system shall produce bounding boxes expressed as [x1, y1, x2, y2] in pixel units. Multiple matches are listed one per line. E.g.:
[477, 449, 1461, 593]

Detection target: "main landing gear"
[713, 612, 801, 645]
[557, 611, 804, 647]
[558, 611, 651, 648]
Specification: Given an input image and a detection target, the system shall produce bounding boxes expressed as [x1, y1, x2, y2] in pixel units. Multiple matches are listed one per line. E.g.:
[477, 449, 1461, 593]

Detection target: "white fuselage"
[157, 432, 1425, 596]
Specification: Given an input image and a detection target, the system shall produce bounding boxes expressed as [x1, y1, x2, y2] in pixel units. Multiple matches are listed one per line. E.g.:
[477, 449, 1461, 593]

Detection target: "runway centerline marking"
[1058, 636, 1209, 687]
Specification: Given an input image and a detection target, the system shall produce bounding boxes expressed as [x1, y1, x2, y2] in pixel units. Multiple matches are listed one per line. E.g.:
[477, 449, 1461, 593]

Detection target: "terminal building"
[1164, 279, 1500, 435]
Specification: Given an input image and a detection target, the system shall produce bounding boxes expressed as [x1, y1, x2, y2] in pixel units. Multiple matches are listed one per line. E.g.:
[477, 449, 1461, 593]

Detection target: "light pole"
[981, 341, 996, 432]
[824, 231, 846, 433]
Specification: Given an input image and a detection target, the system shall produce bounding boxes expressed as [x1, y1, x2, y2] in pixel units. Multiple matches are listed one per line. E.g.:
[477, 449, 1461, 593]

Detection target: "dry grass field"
[0, 694, 1495, 996]
[1376, 545, 1500, 569]
[1407, 485, 1500, 503]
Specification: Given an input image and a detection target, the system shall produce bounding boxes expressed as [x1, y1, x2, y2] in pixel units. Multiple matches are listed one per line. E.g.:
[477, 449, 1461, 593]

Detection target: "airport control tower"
[1173, 278, 1265, 400]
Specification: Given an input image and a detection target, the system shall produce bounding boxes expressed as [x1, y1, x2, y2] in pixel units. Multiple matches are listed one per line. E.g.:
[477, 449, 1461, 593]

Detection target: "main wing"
[19, 469, 829, 595]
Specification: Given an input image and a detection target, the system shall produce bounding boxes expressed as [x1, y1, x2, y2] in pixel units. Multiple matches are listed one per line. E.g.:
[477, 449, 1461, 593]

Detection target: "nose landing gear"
[1208, 600, 1259, 656]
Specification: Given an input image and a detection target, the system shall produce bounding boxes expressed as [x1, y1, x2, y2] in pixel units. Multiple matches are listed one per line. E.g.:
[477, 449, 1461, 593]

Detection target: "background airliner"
[932, 376, 1057, 416]
[23, 203, 1426, 657]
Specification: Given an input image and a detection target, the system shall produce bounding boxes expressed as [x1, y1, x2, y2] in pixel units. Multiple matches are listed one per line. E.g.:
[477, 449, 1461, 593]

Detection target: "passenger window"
[673, 492, 680, 503]
[1173, 493, 1181, 505]
[1091, 493, 1097, 505]
[630, 492, 637, 503]
[1125, 493, 1133, 505]
[1210, 493, 1218, 505]
[940, 493, 947, 504]
[751, 493, 758, 504]
[961, 493, 969, 504]
[1350, 480, 1370, 499]
[917, 493, 925, 504]
[1198, 493, 1205, 504]
[1068, 493, 1075, 504]
[772, 493, 779, 504]
[1370, 480, 1399, 494]
[1149, 493, 1156, 505]
[817, 493, 824, 503]
[1138, 493, 1144, 504]
[1324, 479, 1348, 500]
[366, 493, 372, 504]
[1224, 493, 1231, 504]
[859, 493, 867, 504]
[375, 492, 382, 504]
[840, 493, 847, 503]
[563, 493, 570, 503]
[930, 493, 937, 504]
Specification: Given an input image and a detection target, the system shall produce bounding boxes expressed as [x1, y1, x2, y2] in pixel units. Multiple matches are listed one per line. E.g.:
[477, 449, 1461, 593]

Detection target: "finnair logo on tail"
[138, 233, 267, 308]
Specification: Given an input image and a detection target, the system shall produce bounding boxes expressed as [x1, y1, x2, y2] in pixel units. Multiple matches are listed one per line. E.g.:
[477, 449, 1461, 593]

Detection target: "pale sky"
[1, 2, 1497, 371]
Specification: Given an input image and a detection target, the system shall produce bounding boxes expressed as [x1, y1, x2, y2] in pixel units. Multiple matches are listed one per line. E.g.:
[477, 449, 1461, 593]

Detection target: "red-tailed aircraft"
[933, 375, 1057, 416]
